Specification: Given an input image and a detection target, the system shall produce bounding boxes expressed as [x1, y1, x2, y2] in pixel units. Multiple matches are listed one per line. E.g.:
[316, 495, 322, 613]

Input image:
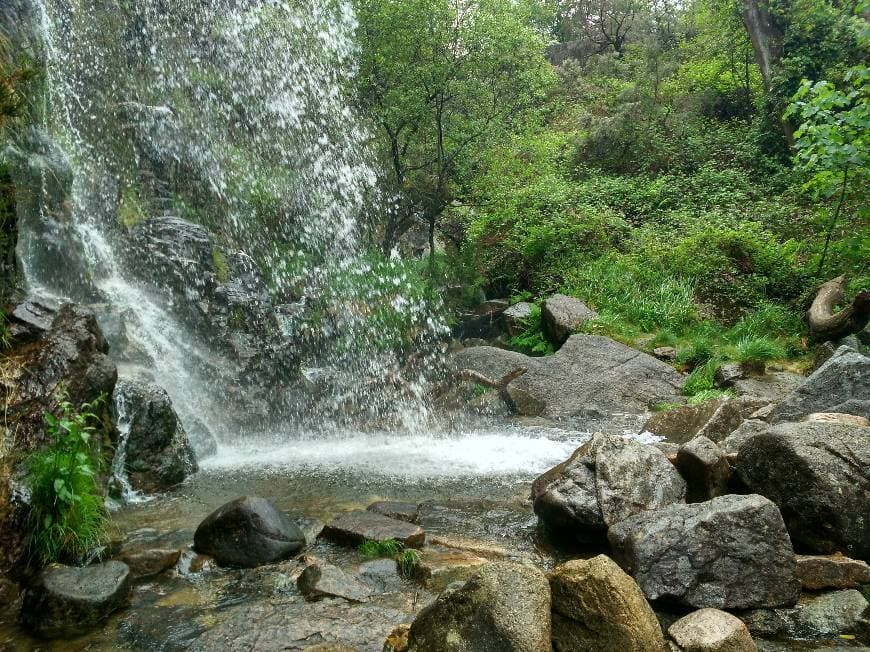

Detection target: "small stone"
[795, 554, 870, 590]
[747, 404, 774, 421]
[542, 294, 598, 345]
[503, 302, 534, 337]
[320, 510, 425, 548]
[676, 436, 731, 502]
[383, 624, 410, 652]
[804, 412, 870, 427]
[193, 496, 306, 568]
[117, 548, 182, 579]
[413, 548, 489, 591]
[298, 560, 373, 603]
[550, 555, 666, 652]
[716, 363, 747, 388]
[366, 501, 420, 524]
[654, 347, 677, 361]
[21, 561, 132, 638]
[668, 608, 757, 652]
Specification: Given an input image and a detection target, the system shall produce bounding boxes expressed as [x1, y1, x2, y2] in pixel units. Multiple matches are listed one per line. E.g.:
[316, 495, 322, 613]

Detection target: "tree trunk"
[807, 275, 870, 342]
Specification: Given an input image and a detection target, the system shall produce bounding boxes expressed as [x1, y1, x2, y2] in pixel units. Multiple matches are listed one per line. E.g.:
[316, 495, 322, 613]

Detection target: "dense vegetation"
[353, 0, 868, 391]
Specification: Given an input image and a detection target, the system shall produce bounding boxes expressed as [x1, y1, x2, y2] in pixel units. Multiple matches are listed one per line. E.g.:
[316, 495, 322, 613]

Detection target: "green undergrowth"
[358, 538, 420, 578]
[508, 304, 554, 356]
[25, 394, 108, 565]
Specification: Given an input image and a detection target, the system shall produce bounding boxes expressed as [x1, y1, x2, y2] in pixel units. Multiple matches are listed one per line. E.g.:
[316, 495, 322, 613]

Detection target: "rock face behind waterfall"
[454, 335, 684, 417]
[114, 379, 197, 492]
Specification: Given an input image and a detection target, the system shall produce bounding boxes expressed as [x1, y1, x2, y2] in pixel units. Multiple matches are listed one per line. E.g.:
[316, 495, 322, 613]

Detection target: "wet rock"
[503, 302, 534, 336]
[542, 294, 598, 346]
[366, 501, 420, 524]
[608, 495, 800, 610]
[117, 548, 181, 580]
[427, 535, 508, 559]
[736, 609, 791, 639]
[771, 347, 869, 422]
[194, 496, 305, 568]
[298, 560, 373, 603]
[532, 434, 685, 542]
[189, 597, 406, 651]
[676, 436, 731, 502]
[413, 548, 489, 591]
[0, 577, 20, 614]
[715, 363, 747, 388]
[795, 554, 870, 590]
[805, 411, 870, 426]
[732, 372, 804, 403]
[789, 589, 870, 639]
[550, 555, 666, 652]
[358, 558, 402, 593]
[21, 561, 132, 638]
[667, 609, 756, 652]
[320, 510, 425, 549]
[407, 562, 551, 652]
[455, 336, 683, 417]
[735, 421, 870, 558]
[303, 645, 358, 652]
[7, 299, 55, 340]
[114, 379, 197, 492]
[384, 624, 410, 652]
[643, 398, 765, 445]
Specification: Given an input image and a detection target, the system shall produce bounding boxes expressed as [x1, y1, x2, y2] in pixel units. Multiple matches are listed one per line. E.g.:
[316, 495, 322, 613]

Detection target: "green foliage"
[396, 548, 421, 579]
[25, 396, 108, 565]
[508, 304, 555, 356]
[0, 308, 10, 350]
[117, 185, 146, 229]
[683, 359, 720, 397]
[212, 248, 229, 283]
[735, 337, 787, 364]
[687, 389, 734, 404]
[359, 538, 402, 559]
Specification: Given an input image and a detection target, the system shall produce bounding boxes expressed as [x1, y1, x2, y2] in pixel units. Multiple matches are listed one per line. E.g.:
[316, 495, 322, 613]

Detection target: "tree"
[354, 0, 555, 255]
[786, 64, 868, 275]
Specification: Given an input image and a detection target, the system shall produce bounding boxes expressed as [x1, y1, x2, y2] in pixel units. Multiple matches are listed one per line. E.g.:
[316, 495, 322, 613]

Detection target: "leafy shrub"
[25, 396, 107, 565]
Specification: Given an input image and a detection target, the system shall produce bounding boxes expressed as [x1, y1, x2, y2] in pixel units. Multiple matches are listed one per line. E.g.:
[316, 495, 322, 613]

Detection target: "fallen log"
[432, 367, 528, 412]
[807, 275, 870, 342]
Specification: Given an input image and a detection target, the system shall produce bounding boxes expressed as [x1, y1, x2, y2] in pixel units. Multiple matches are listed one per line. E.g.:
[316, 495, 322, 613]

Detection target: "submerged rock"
[549, 555, 666, 652]
[770, 346, 869, 422]
[21, 561, 132, 638]
[532, 434, 685, 542]
[320, 510, 425, 548]
[667, 609, 756, 652]
[114, 379, 197, 492]
[117, 548, 181, 580]
[298, 559, 373, 603]
[407, 562, 551, 652]
[608, 494, 800, 610]
[735, 421, 870, 558]
[454, 335, 684, 417]
[193, 496, 305, 568]
[542, 294, 598, 346]
[366, 501, 420, 524]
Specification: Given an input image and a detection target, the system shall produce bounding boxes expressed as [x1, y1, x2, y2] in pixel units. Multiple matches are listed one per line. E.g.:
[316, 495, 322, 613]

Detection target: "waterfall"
[7, 0, 448, 457]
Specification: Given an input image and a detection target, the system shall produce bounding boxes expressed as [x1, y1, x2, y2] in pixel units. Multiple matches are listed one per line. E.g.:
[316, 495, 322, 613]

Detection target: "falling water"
[10, 0, 450, 456]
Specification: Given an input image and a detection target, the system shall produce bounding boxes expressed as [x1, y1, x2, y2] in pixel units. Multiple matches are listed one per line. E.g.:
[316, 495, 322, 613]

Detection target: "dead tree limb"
[432, 367, 528, 412]
[807, 275, 870, 342]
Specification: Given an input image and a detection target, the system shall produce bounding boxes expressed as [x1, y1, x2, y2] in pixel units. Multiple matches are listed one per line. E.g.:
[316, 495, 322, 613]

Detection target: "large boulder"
[643, 398, 765, 445]
[770, 347, 869, 423]
[608, 495, 800, 610]
[20, 561, 132, 638]
[455, 336, 684, 418]
[734, 421, 870, 558]
[407, 562, 551, 652]
[542, 294, 598, 346]
[667, 609, 756, 652]
[550, 555, 666, 652]
[114, 379, 197, 492]
[193, 496, 305, 567]
[795, 554, 870, 590]
[789, 589, 870, 639]
[532, 435, 685, 543]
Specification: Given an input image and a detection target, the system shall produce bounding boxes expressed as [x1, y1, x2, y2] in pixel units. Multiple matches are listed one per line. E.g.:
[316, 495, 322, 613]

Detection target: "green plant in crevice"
[0, 308, 10, 350]
[24, 395, 108, 565]
[396, 548, 421, 579]
[212, 247, 230, 283]
[508, 304, 554, 356]
[735, 337, 787, 365]
[688, 389, 734, 404]
[682, 358, 720, 398]
[358, 538, 402, 559]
